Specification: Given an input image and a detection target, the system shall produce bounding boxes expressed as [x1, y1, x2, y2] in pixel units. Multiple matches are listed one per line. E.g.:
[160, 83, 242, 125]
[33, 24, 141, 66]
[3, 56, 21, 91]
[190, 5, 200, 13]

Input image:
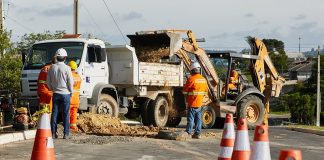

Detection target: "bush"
[0, 54, 23, 96]
[284, 93, 315, 125]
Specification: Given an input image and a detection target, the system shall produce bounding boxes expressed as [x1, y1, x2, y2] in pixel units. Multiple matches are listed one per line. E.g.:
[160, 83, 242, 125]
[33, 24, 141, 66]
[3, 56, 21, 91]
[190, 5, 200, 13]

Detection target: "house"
[287, 60, 315, 81]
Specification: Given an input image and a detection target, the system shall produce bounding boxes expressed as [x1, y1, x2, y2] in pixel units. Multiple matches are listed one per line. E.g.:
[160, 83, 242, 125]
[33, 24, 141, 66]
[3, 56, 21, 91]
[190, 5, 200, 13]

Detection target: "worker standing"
[183, 62, 208, 139]
[68, 61, 82, 132]
[46, 48, 74, 139]
[37, 57, 56, 111]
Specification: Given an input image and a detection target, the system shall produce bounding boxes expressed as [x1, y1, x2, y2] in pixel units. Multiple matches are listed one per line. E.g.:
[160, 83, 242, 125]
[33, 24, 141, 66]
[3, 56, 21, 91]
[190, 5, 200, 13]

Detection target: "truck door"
[83, 45, 108, 96]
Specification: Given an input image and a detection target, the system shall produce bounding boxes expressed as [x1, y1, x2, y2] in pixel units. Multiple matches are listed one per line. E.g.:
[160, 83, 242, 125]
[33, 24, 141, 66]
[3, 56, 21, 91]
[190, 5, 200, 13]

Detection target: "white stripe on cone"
[46, 137, 54, 148]
[233, 131, 250, 151]
[219, 146, 234, 158]
[250, 142, 271, 160]
[223, 123, 235, 139]
[37, 113, 51, 129]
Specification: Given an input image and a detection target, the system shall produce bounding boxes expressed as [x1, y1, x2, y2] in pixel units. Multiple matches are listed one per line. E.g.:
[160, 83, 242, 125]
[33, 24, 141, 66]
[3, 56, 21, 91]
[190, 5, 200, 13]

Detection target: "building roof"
[288, 61, 315, 72]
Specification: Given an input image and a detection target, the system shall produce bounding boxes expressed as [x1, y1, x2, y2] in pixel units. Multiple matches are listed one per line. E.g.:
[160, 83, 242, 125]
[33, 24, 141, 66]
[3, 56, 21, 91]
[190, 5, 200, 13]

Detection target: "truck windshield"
[24, 42, 84, 70]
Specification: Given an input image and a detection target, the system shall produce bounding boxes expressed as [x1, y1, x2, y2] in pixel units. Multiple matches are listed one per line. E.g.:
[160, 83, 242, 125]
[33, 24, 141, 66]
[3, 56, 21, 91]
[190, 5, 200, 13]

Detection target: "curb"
[286, 127, 324, 136]
[0, 130, 36, 145]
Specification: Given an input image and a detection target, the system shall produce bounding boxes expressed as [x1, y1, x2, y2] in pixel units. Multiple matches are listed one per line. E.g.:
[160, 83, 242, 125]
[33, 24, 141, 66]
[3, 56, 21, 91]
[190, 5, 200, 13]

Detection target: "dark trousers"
[51, 93, 71, 136]
[186, 107, 202, 135]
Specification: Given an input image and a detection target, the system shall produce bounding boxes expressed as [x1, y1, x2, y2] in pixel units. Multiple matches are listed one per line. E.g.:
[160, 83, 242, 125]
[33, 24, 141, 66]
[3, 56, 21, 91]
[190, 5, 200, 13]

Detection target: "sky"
[3, 0, 324, 52]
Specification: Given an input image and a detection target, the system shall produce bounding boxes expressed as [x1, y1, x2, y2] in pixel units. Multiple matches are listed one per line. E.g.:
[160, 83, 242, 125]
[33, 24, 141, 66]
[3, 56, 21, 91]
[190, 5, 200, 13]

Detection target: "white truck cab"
[20, 38, 118, 115]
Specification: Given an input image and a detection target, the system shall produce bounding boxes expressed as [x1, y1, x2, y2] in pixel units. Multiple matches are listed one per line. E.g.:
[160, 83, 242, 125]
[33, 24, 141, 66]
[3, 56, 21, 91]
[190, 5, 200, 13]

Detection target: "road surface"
[0, 127, 323, 160]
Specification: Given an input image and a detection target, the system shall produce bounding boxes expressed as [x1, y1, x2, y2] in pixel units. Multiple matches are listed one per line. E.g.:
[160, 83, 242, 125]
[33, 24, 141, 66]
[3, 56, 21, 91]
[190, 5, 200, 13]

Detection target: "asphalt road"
[0, 127, 323, 160]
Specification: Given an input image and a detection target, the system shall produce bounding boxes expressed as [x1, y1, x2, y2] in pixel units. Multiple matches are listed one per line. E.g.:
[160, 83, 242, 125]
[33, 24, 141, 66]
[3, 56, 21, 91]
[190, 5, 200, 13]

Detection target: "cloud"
[122, 11, 143, 21]
[257, 21, 268, 25]
[290, 22, 317, 30]
[293, 14, 307, 20]
[210, 32, 229, 39]
[42, 4, 73, 17]
[244, 13, 254, 18]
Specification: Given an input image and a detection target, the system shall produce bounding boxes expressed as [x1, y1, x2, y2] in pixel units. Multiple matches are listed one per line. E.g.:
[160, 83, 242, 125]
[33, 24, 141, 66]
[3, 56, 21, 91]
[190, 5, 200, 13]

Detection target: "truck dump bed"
[106, 45, 183, 87]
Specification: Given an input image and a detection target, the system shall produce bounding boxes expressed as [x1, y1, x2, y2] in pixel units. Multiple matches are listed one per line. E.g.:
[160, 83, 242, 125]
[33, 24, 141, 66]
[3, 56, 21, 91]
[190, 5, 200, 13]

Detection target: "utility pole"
[298, 37, 301, 54]
[316, 45, 321, 126]
[0, 0, 3, 30]
[73, 0, 78, 34]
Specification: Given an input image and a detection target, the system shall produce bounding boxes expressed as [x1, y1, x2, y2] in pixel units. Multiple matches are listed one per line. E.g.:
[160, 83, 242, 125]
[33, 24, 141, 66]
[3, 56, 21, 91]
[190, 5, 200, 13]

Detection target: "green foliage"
[262, 39, 288, 73]
[0, 30, 14, 57]
[16, 30, 65, 52]
[0, 54, 23, 96]
[283, 93, 316, 124]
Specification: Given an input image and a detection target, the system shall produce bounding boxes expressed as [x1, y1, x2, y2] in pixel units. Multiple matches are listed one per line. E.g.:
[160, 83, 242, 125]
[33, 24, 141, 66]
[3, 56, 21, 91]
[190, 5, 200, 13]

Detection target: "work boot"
[63, 134, 71, 139]
[192, 133, 201, 139]
[52, 133, 58, 139]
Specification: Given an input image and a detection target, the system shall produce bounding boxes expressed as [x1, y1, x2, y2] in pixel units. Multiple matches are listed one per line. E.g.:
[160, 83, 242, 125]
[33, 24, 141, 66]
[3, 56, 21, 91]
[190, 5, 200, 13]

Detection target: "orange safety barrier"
[250, 124, 271, 160]
[279, 149, 302, 160]
[231, 118, 250, 160]
[31, 113, 55, 160]
[218, 113, 235, 160]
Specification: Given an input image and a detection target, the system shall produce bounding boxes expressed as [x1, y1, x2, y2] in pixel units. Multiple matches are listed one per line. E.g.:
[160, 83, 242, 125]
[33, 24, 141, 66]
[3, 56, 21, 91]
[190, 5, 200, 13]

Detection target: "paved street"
[0, 127, 323, 160]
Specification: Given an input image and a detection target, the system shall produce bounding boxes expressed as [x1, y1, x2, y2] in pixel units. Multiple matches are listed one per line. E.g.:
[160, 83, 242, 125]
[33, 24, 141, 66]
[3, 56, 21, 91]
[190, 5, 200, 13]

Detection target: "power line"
[101, 0, 127, 44]
[5, 15, 34, 32]
[80, 2, 105, 36]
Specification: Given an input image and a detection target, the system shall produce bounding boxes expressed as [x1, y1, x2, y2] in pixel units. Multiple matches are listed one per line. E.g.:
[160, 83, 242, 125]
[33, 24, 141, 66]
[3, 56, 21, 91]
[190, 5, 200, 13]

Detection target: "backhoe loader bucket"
[127, 31, 182, 62]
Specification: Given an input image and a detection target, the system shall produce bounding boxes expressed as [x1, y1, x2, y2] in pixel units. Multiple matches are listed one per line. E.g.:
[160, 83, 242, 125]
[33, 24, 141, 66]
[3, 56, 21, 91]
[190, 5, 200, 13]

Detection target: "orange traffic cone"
[31, 113, 55, 160]
[279, 149, 302, 160]
[250, 125, 271, 160]
[231, 118, 250, 160]
[218, 113, 235, 160]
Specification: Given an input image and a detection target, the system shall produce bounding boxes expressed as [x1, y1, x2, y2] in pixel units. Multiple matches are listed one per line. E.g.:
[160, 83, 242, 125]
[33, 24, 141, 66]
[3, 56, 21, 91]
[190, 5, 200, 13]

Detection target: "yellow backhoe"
[127, 30, 285, 128]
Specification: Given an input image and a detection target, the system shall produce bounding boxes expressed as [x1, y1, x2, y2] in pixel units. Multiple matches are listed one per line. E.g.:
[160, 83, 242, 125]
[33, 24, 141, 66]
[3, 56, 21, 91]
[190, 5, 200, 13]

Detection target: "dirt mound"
[135, 47, 170, 63]
[77, 113, 178, 137]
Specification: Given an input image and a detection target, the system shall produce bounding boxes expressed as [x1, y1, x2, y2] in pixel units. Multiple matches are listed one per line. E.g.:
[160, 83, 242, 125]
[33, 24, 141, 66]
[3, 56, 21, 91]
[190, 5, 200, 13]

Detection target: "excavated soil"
[135, 46, 170, 63]
[77, 113, 178, 137]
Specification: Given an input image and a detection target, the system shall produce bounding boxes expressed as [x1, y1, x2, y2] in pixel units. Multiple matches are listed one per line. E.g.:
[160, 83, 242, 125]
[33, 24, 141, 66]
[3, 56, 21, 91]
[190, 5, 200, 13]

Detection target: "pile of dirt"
[77, 113, 178, 137]
[135, 46, 170, 63]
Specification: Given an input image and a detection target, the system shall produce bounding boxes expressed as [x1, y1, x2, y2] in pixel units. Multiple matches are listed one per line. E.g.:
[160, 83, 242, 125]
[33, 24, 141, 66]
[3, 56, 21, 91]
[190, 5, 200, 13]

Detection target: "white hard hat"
[190, 62, 201, 70]
[55, 48, 67, 57]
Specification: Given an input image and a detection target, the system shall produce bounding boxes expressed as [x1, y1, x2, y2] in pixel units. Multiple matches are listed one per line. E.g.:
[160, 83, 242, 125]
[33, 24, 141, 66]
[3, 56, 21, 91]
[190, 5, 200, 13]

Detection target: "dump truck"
[126, 30, 285, 128]
[19, 34, 185, 127]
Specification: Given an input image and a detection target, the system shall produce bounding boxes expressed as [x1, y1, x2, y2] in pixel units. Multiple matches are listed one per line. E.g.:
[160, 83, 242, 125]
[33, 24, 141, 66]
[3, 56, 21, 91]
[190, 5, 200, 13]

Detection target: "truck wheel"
[141, 98, 152, 126]
[201, 106, 216, 129]
[97, 94, 119, 117]
[166, 117, 182, 127]
[237, 95, 264, 128]
[149, 96, 169, 127]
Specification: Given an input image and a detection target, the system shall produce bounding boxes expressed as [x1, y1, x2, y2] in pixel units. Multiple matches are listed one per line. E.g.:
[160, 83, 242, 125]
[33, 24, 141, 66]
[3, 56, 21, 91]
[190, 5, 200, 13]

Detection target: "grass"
[288, 125, 324, 131]
[269, 111, 290, 115]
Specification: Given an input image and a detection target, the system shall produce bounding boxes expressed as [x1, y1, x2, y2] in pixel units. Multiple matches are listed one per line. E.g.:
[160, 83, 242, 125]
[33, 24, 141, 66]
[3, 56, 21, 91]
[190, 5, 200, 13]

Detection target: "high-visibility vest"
[71, 71, 82, 106]
[37, 64, 51, 94]
[183, 73, 208, 108]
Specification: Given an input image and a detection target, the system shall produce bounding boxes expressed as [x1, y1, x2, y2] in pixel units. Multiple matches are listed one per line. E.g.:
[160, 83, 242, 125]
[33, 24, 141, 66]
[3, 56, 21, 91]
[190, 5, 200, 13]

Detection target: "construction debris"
[135, 46, 170, 63]
[77, 113, 178, 137]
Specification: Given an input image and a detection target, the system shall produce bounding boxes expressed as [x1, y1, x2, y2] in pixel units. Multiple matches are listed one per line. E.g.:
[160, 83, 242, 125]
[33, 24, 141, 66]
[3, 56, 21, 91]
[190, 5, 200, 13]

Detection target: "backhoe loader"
[127, 30, 285, 128]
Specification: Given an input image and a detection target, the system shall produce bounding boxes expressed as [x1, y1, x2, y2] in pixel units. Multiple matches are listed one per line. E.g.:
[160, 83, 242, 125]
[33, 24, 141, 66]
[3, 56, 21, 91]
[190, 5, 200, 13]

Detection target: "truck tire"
[141, 98, 152, 126]
[149, 96, 169, 127]
[201, 106, 216, 129]
[237, 95, 264, 128]
[97, 94, 119, 117]
[166, 117, 182, 127]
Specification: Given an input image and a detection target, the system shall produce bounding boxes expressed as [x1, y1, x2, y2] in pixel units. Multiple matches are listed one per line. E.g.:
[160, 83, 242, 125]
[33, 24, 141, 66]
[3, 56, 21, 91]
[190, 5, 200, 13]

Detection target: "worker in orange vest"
[68, 61, 82, 132]
[37, 57, 56, 111]
[183, 62, 208, 139]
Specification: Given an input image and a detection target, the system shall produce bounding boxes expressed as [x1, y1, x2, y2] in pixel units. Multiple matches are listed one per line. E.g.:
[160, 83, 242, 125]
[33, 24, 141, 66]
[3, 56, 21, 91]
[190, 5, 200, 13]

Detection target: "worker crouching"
[183, 62, 208, 139]
[68, 61, 82, 132]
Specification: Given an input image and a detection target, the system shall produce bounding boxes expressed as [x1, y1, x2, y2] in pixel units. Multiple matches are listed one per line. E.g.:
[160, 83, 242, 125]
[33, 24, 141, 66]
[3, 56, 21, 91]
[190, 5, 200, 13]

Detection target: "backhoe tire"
[149, 96, 169, 127]
[140, 98, 152, 126]
[237, 95, 264, 128]
[97, 94, 119, 117]
[166, 117, 182, 127]
[201, 106, 216, 129]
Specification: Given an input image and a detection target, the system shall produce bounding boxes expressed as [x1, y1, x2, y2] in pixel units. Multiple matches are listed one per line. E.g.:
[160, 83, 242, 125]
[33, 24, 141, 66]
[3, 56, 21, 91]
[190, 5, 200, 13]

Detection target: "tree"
[16, 30, 65, 52]
[0, 30, 14, 58]
[262, 39, 288, 73]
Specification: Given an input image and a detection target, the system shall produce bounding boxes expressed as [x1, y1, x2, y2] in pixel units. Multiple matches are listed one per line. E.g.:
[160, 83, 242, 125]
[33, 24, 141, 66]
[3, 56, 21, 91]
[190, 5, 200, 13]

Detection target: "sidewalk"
[0, 130, 36, 145]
